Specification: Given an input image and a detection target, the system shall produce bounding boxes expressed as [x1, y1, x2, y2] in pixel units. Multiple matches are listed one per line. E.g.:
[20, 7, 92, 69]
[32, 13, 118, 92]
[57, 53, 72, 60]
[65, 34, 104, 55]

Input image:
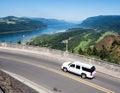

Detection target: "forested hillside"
[80, 15, 120, 33]
[0, 16, 46, 33]
[28, 28, 94, 50]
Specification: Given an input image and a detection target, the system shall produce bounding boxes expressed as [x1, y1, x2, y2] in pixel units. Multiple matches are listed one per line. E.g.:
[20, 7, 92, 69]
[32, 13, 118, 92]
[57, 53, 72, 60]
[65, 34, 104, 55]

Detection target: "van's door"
[69, 64, 81, 75]
[74, 65, 81, 75]
[68, 64, 76, 73]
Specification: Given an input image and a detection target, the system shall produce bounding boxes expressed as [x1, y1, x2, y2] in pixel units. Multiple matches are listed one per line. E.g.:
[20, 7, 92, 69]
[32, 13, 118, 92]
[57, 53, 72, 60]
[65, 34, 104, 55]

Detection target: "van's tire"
[63, 67, 68, 72]
[81, 73, 86, 79]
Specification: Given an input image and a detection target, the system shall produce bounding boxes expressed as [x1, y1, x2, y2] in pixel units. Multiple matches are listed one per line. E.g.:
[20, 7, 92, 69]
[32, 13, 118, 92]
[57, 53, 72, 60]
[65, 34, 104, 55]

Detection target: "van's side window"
[76, 65, 80, 69]
[70, 64, 75, 68]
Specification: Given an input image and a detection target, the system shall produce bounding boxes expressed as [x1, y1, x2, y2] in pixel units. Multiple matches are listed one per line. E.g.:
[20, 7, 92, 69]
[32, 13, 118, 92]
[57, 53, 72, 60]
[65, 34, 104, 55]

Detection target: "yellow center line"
[0, 56, 115, 93]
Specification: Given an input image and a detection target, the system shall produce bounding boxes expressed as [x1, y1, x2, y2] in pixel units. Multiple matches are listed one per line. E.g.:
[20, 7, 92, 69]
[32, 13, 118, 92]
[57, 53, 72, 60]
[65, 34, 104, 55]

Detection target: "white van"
[61, 61, 96, 79]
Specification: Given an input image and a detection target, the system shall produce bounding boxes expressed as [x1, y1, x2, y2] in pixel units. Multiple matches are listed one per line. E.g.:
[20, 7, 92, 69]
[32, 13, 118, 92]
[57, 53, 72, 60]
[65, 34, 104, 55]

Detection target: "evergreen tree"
[92, 46, 98, 56]
[78, 48, 84, 55]
[99, 45, 109, 60]
[86, 46, 92, 55]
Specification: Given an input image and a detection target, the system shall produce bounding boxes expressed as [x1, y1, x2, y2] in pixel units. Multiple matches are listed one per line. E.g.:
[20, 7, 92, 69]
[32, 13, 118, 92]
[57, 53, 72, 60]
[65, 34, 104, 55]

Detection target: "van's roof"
[73, 61, 94, 68]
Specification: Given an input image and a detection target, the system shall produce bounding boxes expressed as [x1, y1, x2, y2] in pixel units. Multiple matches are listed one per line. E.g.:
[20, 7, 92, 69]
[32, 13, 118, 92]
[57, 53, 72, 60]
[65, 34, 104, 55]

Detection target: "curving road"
[0, 49, 120, 93]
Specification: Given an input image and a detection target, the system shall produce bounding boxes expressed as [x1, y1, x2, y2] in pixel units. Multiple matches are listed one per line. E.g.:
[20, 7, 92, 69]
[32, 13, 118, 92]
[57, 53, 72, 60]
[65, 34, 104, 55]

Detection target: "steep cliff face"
[96, 35, 120, 50]
[96, 35, 120, 64]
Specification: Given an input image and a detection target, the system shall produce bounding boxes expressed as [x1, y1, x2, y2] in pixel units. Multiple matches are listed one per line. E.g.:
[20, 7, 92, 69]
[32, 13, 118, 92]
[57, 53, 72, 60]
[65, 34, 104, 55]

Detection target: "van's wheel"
[63, 67, 68, 72]
[81, 73, 86, 79]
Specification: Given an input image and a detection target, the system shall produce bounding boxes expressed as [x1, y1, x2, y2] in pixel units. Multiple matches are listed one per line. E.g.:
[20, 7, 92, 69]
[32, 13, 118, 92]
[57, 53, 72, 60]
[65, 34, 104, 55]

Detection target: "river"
[0, 24, 77, 43]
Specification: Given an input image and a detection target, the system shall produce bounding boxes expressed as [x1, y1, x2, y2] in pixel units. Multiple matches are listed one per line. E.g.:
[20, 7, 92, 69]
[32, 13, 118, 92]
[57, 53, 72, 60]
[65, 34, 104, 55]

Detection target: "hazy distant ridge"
[80, 15, 120, 31]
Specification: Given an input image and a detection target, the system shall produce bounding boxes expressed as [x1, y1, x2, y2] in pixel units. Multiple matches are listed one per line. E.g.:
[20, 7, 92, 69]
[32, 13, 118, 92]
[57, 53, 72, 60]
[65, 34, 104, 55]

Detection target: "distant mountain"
[32, 18, 74, 26]
[2, 16, 18, 20]
[0, 16, 46, 33]
[80, 15, 120, 32]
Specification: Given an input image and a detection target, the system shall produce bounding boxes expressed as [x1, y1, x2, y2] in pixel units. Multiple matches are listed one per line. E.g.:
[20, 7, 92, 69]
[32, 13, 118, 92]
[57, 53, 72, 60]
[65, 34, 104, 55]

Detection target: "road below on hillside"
[0, 49, 120, 93]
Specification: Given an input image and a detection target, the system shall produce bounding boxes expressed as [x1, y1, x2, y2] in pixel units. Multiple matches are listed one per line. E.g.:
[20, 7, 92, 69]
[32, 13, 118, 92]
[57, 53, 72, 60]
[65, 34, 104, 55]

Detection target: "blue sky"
[0, 0, 120, 21]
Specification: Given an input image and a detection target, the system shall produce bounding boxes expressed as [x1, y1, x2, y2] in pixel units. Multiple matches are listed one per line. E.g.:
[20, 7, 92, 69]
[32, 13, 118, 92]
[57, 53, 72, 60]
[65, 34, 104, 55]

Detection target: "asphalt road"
[0, 49, 120, 93]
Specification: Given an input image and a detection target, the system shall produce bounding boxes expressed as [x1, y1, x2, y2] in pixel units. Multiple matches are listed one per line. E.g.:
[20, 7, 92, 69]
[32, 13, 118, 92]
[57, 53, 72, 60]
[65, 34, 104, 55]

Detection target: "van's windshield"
[91, 66, 96, 72]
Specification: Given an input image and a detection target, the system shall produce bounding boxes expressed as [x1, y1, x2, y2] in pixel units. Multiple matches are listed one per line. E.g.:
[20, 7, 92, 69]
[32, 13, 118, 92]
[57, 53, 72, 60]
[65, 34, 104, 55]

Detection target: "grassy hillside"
[0, 16, 46, 33]
[28, 28, 95, 49]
